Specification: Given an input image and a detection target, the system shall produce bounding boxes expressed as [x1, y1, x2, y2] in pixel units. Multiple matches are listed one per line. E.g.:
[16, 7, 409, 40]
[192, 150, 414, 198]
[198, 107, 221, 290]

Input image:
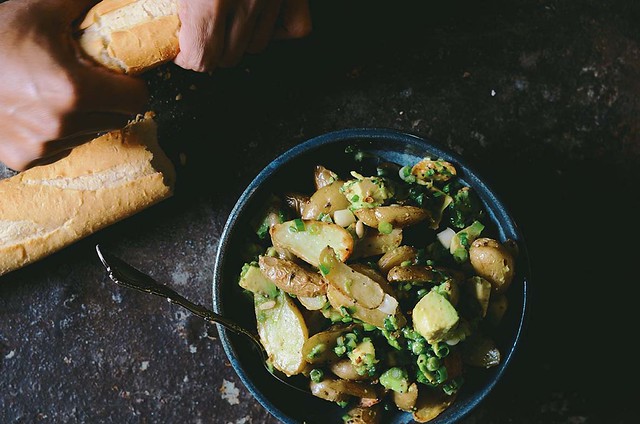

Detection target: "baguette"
[0, 112, 176, 277]
[77, 0, 180, 74]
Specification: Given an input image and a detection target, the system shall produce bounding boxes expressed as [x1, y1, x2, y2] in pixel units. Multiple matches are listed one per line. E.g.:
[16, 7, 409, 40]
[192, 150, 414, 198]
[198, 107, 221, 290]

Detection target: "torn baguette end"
[0, 111, 176, 277]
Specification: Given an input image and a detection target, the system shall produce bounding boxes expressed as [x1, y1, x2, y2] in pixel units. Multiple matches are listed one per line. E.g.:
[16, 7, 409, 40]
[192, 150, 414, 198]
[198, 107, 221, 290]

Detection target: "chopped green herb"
[306, 343, 326, 360]
[319, 262, 331, 276]
[289, 218, 305, 232]
[384, 315, 399, 331]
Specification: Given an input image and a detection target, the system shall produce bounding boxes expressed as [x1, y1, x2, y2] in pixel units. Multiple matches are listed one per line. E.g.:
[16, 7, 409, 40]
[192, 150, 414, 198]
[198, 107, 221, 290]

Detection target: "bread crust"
[79, 0, 140, 29]
[108, 15, 181, 74]
[0, 112, 176, 277]
[77, 0, 180, 74]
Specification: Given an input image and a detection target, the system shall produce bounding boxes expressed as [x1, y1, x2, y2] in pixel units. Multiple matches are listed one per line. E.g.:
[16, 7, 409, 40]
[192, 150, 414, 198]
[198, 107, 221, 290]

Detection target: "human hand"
[0, 0, 148, 171]
[175, 0, 312, 72]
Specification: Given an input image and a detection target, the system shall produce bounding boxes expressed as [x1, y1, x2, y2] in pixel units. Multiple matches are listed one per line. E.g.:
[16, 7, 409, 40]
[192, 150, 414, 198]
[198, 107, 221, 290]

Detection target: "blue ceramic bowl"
[213, 128, 530, 424]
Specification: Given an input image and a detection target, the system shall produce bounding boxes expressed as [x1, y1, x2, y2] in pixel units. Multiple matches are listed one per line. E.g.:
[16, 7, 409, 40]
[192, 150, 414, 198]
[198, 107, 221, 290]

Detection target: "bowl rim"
[213, 127, 530, 424]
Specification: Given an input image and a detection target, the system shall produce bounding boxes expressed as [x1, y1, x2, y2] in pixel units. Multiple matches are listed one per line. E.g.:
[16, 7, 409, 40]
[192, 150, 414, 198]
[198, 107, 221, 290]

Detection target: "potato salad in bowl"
[232, 144, 522, 423]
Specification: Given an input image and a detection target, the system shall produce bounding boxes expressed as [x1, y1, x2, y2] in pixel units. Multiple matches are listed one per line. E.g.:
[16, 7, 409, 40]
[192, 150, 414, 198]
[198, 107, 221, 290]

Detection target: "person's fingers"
[0, 112, 125, 171]
[175, 0, 228, 72]
[219, 0, 265, 68]
[74, 66, 149, 115]
[273, 0, 312, 40]
[246, 0, 283, 54]
[60, 111, 132, 138]
[0, 126, 89, 172]
[0, 130, 31, 171]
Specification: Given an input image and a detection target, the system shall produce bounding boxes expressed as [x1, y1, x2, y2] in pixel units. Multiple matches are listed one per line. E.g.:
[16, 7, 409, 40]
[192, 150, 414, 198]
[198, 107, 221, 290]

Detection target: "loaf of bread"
[77, 0, 180, 74]
[0, 112, 176, 277]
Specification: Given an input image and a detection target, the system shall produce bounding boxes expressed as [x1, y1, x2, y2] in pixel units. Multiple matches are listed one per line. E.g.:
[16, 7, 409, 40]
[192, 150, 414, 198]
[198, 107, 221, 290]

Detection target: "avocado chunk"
[412, 291, 459, 344]
[379, 367, 409, 393]
[341, 172, 394, 210]
[239, 263, 278, 298]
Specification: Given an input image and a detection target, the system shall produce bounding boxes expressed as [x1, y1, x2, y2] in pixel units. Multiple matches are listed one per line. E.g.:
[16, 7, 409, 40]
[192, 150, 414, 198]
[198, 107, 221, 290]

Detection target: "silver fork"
[95, 244, 310, 394]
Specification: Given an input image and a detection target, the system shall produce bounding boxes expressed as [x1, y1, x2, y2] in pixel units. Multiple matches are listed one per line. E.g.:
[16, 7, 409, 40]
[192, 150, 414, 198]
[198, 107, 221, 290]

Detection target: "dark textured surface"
[1, 0, 638, 423]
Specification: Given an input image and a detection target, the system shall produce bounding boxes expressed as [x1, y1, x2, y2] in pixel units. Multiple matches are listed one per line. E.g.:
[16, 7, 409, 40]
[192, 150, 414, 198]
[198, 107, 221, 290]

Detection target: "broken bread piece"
[77, 0, 180, 74]
[0, 112, 176, 276]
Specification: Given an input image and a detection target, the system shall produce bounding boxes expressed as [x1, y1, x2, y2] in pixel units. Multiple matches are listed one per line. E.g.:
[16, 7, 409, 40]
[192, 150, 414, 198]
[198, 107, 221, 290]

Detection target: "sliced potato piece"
[393, 382, 419, 412]
[343, 404, 382, 424]
[309, 379, 350, 404]
[319, 247, 385, 309]
[314, 165, 339, 190]
[255, 291, 308, 376]
[270, 219, 354, 267]
[412, 389, 457, 423]
[349, 263, 395, 296]
[258, 255, 326, 297]
[351, 228, 403, 260]
[354, 205, 432, 228]
[302, 180, 350, 220]
[302, 324, 356, 365]
[377, 245, 419, 276]
[330, 359, 370, 381]
[298, 294, 328, 311]
[387, 265, 438, 284]
[460, 334, 501, 368]
[327, 285, 380, 327]
[268, 246, 300, 262]
[310, 378, 380, 403]
[326, 284, 406, 329]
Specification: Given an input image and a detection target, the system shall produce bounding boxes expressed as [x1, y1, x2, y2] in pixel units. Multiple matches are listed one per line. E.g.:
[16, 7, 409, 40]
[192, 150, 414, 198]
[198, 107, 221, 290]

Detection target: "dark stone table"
[1, 0, 637, 422]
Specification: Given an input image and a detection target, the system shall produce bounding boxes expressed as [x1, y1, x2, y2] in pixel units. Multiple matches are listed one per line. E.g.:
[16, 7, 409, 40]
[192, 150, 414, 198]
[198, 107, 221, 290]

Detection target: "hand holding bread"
[174, 0, 312, 72]
[0, 0, 148, 172]
[0, 0, 314, 276]
[77, 0, 312, 74]
[77, 0, 181, 75]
